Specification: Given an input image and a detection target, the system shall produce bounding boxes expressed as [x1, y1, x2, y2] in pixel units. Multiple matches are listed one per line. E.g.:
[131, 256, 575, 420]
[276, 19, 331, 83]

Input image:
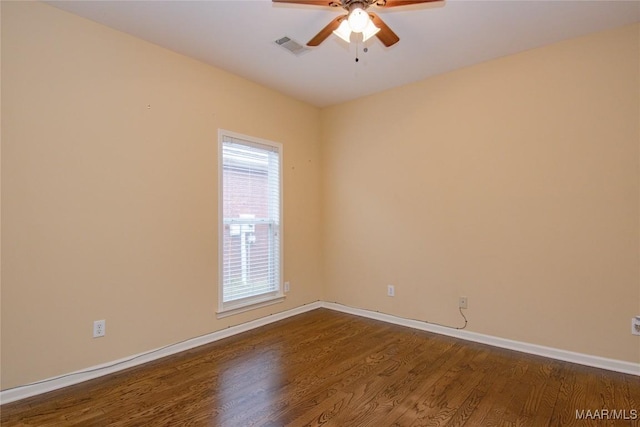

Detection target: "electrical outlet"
[632, 317, 640, 336]
[387, 285, 395, 297]
[284, 281, 290, 293]
[459, 296, 468, 309]
[93, 320, 106, 338]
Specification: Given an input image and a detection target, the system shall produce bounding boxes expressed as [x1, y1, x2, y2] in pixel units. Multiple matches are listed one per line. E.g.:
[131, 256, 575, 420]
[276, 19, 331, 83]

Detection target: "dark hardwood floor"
[1, 308, 638, 426]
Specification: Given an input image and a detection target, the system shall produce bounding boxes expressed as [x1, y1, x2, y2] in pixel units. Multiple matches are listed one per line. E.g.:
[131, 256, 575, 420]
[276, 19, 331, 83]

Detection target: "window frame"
[217, 129, 284, 318]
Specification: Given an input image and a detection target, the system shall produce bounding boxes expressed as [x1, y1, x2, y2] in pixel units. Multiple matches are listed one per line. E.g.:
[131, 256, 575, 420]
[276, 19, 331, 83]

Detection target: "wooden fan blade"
[375, 0, 441, 6]
[369, 13, 399, 47]
[272, 0, 341, 7]
[307, 15, 345, 46]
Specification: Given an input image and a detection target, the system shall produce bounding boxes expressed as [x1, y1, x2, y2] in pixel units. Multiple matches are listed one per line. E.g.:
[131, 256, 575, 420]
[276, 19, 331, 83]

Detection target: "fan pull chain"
[355, 38, 369, 63]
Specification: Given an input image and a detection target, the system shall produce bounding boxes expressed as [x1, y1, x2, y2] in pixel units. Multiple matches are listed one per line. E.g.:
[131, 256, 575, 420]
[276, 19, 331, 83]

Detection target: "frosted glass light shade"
[347, 7, 369, 33]
[361, 19, 380, 42]
[333, 19, 352, 42]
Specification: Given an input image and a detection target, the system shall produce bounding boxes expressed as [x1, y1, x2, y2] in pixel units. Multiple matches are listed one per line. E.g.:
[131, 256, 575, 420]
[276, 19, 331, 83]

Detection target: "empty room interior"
[1, 0, 639, 425]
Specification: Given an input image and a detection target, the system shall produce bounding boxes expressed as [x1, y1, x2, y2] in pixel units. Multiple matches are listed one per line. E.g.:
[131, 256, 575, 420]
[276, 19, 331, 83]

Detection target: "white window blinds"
[220, 133, 282, 310]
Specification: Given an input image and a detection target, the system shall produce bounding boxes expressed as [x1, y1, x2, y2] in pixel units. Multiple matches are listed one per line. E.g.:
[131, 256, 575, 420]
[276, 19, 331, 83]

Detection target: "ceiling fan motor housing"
[341, 0, 379, 11]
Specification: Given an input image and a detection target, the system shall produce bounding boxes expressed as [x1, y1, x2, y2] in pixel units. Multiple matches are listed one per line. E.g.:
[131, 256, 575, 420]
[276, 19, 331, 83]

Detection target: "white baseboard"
[2, 299, 637, 405]
[0, 301, 323, 405]
[322, 302, 640, 376]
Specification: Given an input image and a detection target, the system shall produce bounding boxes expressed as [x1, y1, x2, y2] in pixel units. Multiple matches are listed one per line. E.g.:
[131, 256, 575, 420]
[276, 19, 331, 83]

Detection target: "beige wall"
[321, 24, 640, 363]
[1, 2, 323, 389]
[2, 1, 639, 392]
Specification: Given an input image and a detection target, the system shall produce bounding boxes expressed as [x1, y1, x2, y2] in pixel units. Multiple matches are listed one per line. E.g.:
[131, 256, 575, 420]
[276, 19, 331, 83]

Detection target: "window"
[218, 130, 283, 316]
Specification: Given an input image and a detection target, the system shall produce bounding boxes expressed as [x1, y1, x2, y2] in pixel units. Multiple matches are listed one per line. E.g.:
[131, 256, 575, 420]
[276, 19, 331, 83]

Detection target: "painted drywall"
[321, 24, 640, 363]
[2, 0, 639, 394]
[1, 1, 323, 389]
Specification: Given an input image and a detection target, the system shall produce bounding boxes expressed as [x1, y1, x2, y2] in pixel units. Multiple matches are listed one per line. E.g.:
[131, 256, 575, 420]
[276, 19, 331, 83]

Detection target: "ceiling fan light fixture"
[361, 18, 381, 42]
[347, 7, 369, 33]
[333, 19, 352, 42]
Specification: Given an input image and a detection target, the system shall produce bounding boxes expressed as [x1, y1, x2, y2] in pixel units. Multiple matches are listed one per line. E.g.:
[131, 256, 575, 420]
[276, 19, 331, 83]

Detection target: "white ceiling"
[49, 0, 639, 107]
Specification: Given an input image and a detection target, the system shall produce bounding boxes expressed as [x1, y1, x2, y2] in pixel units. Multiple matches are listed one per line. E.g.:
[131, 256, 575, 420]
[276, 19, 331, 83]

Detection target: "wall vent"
[275, 36, 309, 56]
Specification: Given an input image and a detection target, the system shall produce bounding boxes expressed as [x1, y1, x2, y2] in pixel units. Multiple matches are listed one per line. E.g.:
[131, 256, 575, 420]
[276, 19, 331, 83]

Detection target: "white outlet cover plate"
[93, 320, 106, 338]
[632, 316, 640, 336]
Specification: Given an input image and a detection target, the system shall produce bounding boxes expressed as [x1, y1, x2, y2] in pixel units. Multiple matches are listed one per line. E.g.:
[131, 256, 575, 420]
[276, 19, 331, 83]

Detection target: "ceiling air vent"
[275, 36, 309, 56]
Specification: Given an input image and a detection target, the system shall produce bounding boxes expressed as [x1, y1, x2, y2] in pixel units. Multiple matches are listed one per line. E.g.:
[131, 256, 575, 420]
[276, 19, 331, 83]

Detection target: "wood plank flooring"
[1, 308, 638, 426]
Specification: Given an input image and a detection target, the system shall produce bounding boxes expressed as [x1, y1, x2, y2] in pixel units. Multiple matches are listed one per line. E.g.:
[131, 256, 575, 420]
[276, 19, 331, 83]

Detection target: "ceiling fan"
[273, 0, 442, 47]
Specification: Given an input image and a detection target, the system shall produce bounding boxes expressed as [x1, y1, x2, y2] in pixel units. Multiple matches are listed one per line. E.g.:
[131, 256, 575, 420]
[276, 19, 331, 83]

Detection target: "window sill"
[216, 295, 286, 319]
